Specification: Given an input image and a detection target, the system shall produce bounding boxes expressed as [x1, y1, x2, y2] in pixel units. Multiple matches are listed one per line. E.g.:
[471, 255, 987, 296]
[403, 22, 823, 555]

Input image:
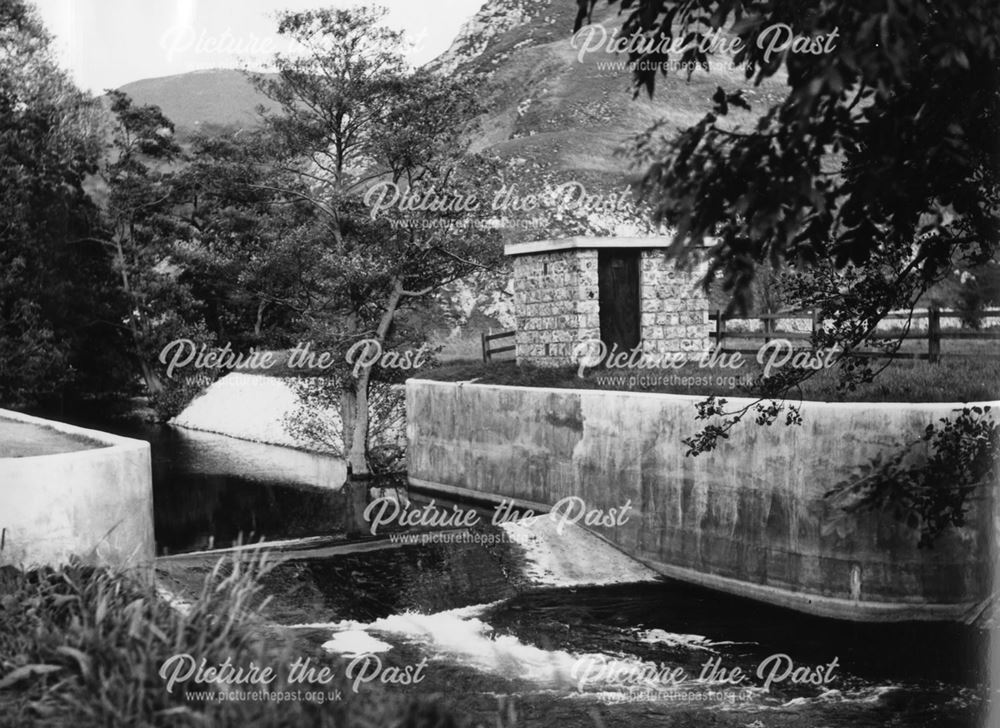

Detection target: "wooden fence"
[711, 306, 1000, 363]
[481, 330, 516, 362]
[484, 307, 1000, 363]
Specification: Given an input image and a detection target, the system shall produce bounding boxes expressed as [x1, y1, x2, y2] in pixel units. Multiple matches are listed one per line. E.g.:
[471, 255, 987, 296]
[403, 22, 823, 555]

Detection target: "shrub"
[149, 373, 215, 422]
[825, 407, 999, 547]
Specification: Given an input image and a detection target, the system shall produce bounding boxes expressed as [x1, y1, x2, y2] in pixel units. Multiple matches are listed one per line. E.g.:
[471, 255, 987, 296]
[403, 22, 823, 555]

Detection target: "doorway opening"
[598, 249, 641, 357]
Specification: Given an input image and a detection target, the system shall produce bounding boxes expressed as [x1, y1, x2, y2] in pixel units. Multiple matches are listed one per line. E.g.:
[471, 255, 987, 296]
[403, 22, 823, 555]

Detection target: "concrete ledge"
[505, 236, 673, 256]
[406, 379, 998, 622]
[0, 408, 154, 569]
[504, 235, 718, 257]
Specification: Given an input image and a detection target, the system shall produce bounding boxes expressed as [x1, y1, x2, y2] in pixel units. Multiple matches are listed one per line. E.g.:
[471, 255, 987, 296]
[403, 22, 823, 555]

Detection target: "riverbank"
[0, 553, 445, 727]
[171, 373, 333, 450]
[170, 373, 405, 457]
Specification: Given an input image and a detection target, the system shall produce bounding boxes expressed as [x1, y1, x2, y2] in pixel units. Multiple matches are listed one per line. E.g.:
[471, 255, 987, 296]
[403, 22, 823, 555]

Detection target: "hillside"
[428, 0, 785, 188]
[113, 1, 783, 181]
[118, 69, 272, 137]
[110, 1, 995, 332]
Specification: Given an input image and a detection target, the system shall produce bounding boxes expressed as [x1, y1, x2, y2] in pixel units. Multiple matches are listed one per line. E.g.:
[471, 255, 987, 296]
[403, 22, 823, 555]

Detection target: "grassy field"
[219, 330, 998, 403]
[420, 356, 1000, 403]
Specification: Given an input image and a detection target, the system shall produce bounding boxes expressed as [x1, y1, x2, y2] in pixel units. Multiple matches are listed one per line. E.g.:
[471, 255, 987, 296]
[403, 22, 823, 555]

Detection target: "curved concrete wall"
[406, 380, 997, 621]
[0, 409, 154, 569]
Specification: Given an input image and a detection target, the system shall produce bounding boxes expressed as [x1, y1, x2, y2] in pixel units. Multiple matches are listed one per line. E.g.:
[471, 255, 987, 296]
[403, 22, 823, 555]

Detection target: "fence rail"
[481, 330, 516, 362]
[710, 306, 1000, 363]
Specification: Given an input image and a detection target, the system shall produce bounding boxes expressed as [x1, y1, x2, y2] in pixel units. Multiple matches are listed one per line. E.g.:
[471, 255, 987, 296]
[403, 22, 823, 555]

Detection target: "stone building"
[506, 237, 710, 367]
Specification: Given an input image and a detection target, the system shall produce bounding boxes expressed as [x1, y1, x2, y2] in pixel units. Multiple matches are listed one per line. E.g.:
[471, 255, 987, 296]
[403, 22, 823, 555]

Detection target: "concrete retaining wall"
[406, 380, 996, 621]
[0, 409, 154, 569]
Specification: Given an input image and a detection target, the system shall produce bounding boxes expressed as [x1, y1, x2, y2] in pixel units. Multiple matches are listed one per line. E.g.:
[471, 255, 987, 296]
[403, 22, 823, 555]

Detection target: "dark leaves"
[825, 408, 999, 547]
[574, 0, 600, 33]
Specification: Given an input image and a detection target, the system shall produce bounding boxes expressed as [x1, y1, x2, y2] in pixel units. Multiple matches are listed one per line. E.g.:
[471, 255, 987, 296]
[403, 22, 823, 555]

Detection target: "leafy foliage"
[569, 0, 1000, 461]
[574, 0, 997, 304]
[244, 6, 504, 473]
[824, 407, 999, 547]
[93, 91, 217, 400]
[282, 377, 407, 472]
[0, 1, 131, 407]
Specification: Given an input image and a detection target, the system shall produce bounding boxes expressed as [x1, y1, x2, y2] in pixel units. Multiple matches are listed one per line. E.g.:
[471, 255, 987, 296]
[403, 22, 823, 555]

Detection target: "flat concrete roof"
[504, 236, 674, 257]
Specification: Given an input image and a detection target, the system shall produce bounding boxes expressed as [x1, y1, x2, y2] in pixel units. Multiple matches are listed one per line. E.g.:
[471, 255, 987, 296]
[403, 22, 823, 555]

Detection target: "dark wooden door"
[598, 249, 641, 354]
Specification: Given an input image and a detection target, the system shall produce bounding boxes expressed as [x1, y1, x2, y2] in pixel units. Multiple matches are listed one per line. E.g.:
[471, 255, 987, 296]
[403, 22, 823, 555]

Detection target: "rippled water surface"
[75, 417, 989, 727]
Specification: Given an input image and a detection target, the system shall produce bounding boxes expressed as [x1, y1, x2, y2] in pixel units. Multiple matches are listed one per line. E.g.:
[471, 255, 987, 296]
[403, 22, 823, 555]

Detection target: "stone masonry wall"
[513, 248, 710, 367]
[512, 250, 599, 367]
[639, 250, 711, 358]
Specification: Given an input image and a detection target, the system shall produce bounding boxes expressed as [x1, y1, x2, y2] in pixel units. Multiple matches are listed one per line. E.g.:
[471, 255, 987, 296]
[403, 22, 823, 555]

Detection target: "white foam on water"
[637, 629, 721, 651]
[772, 684, 906, 710]
[499, 516, 661, 588]
[329, 604, 581, 689]
[286, 602, 497, 632]
[636, 628, 754, 652]
[316, 602, 736, 701]
[321, 630, 392, 656]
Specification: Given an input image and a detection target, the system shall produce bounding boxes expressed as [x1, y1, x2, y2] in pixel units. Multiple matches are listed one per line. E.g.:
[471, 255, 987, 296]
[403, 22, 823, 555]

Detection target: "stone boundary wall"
[406, 380, 997, 621]
[0, 409, 154, 569]
[512, 249, 599, 366]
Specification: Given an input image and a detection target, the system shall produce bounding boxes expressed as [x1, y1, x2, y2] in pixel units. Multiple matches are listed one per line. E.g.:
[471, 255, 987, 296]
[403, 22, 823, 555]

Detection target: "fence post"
[763, 314, 772, 345]
[481, 331, 489, 363]
[811, 309, 818, 341]
[716, 309, 726, 349]
[928, 305, 941, 363]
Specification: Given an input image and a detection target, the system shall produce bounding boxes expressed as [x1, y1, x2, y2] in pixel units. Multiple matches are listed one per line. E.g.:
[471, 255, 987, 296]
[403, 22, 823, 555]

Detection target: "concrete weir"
[0, 408, 154, 569]
[406, 380, 997, 622]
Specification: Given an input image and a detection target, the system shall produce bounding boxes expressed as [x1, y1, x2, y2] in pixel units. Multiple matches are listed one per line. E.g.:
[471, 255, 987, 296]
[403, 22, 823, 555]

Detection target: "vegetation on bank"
[419, 358, 1000, 404]
[0, 552, 462, 728]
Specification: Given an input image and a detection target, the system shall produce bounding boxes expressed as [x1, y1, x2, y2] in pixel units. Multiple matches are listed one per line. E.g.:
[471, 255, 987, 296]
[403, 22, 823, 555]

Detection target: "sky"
[33, 0, 486, 93]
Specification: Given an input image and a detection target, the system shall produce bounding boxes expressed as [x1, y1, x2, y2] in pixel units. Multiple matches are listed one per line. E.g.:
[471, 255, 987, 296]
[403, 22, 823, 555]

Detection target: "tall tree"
[251, 6, 502, 475]
[0, 0, 127, 408]
[171, 131, 321, 349]
[87, 90, 219, 405]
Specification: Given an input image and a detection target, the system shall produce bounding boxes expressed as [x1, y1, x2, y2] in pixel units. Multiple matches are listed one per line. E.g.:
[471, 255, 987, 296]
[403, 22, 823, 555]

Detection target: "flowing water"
[57, 414, 991, 727]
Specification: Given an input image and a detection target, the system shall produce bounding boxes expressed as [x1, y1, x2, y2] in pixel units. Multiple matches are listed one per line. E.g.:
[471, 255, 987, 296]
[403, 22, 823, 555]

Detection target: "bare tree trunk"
[140, 358, 165, 395]
[113, 234, 164, 396]
[339, 386, 357, 459]
[344, 280, 405, 476]
[254, 300, 266, 337]
[344, 374, 371, 475]
[341, 281, 407, 536]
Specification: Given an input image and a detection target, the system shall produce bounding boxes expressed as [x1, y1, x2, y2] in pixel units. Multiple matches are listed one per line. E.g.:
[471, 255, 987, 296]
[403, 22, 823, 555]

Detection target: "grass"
[0, 550, 468, 728]
[418, 357, 1000, 403]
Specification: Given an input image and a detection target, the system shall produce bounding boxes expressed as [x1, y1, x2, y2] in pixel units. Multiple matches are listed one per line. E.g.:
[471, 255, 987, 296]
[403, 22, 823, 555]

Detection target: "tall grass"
[0, 550, 459, 727]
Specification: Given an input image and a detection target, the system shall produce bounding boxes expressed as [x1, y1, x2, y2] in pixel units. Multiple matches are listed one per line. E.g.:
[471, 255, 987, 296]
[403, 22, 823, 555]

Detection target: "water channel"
[50, 413, 990, 727]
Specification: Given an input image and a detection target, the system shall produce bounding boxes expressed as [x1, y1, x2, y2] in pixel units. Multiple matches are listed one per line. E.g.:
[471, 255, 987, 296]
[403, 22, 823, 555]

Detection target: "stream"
[51, 414, 990, 727]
